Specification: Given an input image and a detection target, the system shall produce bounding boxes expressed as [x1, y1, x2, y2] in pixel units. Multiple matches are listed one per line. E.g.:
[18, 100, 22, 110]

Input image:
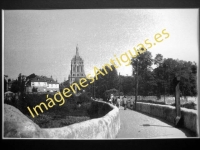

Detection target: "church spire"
[76, 44, 79, 56]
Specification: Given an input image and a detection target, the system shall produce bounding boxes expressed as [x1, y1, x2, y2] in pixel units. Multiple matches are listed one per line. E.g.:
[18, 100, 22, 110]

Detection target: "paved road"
[116, 106, 194, 138]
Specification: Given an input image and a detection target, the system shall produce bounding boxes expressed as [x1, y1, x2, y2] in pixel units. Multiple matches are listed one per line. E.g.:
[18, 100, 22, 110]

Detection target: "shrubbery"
[137, 100, 166, 105]
[5, 92, 113, 128]
[27, 113, 90, 128]
[87, 101, 112, 119]
[5, 92, 92, 127]
[170, 101, 197, 110]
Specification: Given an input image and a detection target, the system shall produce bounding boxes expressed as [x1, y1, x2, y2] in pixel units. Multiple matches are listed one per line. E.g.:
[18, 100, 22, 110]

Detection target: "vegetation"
[170, 101, 197, 110]
[137, 99, 165, 105]
[87, 101, 112, 119]
[93, 65, 120, 100]
[91, 51, 197, 103]
[5, 91, 113, 128]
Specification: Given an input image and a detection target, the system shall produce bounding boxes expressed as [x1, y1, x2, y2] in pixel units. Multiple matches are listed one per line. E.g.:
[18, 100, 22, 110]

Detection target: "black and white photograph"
[2, 8, 199, 139]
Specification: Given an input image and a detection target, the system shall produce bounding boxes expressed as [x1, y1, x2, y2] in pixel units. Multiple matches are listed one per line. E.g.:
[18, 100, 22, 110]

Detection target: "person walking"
[130, 97, 133, 108]
[123, 95, 127, 110]
[117, 96, 121, 108]
[109, 94, 114, 104]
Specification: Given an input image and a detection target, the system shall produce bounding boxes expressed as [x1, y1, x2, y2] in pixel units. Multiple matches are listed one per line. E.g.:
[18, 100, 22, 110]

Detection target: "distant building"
[26, 75, 59, 93]
[68, 45, 86, 84]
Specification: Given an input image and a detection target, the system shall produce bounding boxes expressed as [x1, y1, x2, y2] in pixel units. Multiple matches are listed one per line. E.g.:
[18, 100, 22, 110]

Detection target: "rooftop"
[28, 75, 59, 84]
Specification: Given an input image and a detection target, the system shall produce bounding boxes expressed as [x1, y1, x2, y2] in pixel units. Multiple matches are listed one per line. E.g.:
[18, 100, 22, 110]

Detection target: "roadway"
[116, 106, 195, 138]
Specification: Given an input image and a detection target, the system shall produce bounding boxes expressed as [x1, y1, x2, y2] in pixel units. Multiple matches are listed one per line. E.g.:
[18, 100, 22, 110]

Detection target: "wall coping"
[127, 102, 198, 135]
[4, 100, 120, 139]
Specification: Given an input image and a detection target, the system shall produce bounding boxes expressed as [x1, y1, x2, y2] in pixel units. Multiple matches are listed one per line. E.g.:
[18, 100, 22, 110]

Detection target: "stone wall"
[4, 100, 120, 139]
[124, 96, 197, 104]
[127, 102, 199, 135]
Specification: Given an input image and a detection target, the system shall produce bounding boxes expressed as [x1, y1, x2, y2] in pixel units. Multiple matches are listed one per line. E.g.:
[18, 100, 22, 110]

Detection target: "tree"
[153, 58, 197, 97]
[94, 65, 119, 100]
[154, 54, 164, 67]
[26, 73, 36, 79]
[119, 75, 134, 95]
[4, 78, 7, 92]
[10, 80, 20, 93]
[104, 88, 119, 100]
[4, 75, 8, 92]
[131, 51, 154, 96]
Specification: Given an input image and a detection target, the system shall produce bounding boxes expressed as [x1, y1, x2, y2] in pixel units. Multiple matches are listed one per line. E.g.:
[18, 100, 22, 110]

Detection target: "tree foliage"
[131, 51, 155, 96]
[10, 80, 20, 93]
[130, 51, 197, 97]
[94, 65, 119, 100]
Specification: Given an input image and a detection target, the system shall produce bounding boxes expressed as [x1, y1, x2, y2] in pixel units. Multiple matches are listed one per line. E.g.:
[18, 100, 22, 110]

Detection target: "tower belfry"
[76, 44, 79, 56]
[68, 45, 86, 85]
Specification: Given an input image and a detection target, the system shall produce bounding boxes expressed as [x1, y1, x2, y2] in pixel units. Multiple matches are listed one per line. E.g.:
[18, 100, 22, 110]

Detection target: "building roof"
[27, 75, 59, 84]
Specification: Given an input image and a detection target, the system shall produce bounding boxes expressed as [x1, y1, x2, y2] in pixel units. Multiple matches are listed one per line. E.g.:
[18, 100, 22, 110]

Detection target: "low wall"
[127, 102, 198, 135]
[4, 100, 120, 139]
[124, 96, 197, 105]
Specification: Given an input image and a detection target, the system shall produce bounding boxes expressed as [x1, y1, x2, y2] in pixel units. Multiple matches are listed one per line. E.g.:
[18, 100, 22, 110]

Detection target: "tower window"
[81, 66, 83, 72]
[77, 66, 80, 72]
[73, 66, 76, 72]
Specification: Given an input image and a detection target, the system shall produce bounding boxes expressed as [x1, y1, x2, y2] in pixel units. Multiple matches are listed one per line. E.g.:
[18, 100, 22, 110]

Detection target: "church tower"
[68, 45, 86, 85]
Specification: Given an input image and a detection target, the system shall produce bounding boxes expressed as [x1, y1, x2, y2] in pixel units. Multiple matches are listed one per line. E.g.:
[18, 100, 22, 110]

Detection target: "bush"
[137, 100, 165, 105]
[7, 92, 100, 128]
[182, 101, 197, 110]
[27, 114, 90, 128]
[170, 101, 197, 110]
[87, 101, 112, 119]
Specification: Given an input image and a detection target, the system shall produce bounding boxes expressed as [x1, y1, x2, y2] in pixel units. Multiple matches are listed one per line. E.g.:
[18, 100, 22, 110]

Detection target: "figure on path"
[123, 95, 127, 110]
[109, 94, 114, 104]
[117, 96, 121, 108]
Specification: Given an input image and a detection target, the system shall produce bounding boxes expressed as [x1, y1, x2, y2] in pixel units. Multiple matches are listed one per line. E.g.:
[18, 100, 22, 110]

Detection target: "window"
[77, 66, 80, 72]
[81, 66, 83, 72]
[73, 74, 75, 76]
[77, 74, 79, 76]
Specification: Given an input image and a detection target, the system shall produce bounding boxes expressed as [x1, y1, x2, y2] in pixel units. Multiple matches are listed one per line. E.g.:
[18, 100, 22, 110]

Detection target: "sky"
[3, 9, 199, 83]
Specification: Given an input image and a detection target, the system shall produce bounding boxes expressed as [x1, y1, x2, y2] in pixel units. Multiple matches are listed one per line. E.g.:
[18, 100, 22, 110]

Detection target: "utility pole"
[93, 81, 95, 99]
[134, 59, 138, 110]
[173, 75, 181, 126]
[94, 81, 95, 98]
[164, 82, 166, 104]
[118, 72, 120, 97]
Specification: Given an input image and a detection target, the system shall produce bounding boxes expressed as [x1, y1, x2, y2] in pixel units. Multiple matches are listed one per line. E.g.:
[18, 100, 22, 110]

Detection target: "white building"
[26, 76, 59, 92]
